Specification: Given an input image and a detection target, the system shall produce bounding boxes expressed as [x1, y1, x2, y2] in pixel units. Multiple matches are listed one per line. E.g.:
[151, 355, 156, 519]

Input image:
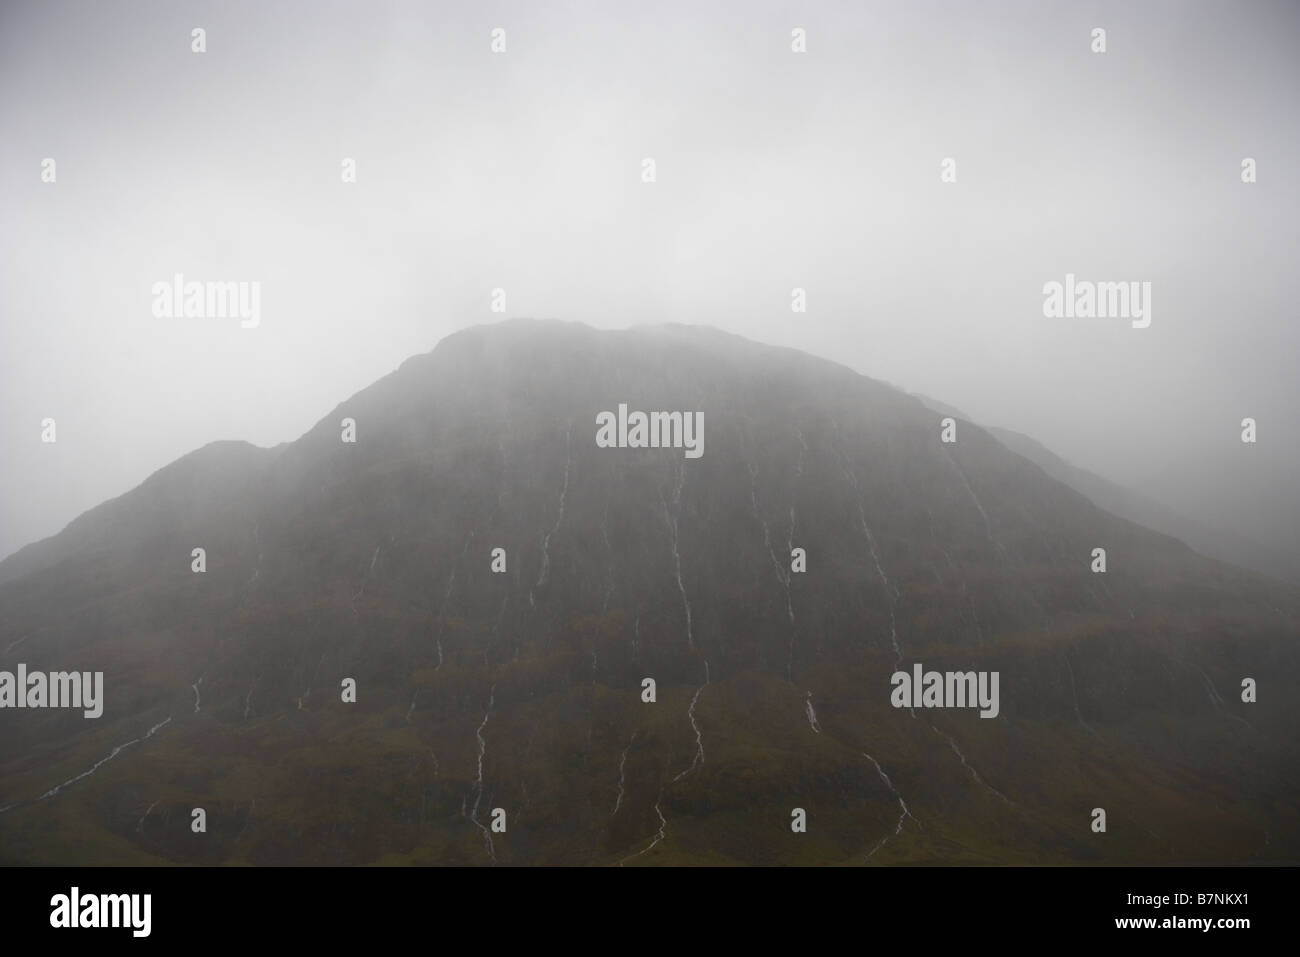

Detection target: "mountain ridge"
[1, 318, 1296, 865]
[908, 389, 1297, 585]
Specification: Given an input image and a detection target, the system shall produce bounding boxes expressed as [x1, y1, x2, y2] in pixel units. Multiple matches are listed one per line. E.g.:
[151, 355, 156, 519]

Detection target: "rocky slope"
[1, 319, 1296, 865]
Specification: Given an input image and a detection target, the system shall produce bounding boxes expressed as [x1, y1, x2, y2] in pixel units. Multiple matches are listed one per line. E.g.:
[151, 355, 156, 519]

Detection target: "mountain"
[1136, 451, 1300, 587]
[909, 392, 973, 424]
[909, 391, 1297, 585]
[1, 319, 1297, 865]
[986, 427, 1300, 586]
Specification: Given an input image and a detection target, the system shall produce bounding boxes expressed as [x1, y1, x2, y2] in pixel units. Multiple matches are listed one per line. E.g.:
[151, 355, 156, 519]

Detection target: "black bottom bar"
[6, 865, 1281, 944]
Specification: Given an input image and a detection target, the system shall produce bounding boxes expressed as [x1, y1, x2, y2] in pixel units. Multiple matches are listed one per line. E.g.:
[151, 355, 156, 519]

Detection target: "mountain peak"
[2, 320, 1296, 866]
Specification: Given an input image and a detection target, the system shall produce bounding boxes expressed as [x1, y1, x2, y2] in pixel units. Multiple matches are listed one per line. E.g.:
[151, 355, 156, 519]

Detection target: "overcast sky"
[2, 0, 1298, 561]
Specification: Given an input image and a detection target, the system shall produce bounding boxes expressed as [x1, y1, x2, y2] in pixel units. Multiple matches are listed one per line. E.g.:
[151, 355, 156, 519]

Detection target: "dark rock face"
[1, 319, 1296, 865]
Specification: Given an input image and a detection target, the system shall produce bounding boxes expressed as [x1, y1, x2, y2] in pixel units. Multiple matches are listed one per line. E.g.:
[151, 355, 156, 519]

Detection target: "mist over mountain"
[910, 393, 1300, 585]
[988, 427, 1300, 586]
[1, 320, 1296, 865]
[1136, 451, 1300, 585]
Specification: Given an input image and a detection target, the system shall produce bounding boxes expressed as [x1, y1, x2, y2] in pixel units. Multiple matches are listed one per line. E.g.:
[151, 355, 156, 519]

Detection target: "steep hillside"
[986, 426, 1298, 585]
[1, 320, 1296, 865]
[910, 392, 1296, 585]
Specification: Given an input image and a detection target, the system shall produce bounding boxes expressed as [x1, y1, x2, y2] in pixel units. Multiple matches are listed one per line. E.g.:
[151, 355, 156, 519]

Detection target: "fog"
[2, 0, 1298, 565]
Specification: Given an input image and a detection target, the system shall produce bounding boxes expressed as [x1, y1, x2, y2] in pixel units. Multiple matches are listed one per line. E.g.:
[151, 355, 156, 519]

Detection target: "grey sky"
[2, 0, 1298, 561]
